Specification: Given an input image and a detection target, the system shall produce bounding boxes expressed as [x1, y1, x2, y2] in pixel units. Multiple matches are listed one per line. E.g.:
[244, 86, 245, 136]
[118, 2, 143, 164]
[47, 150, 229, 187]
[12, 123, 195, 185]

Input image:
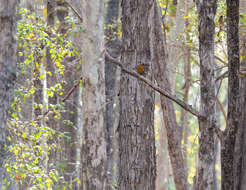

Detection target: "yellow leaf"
[18, 52, 23, 57]
[47, 72, 52, 77]
[36, 62, 39, 69]
[43, 8, 47, 18]
[40, 73, 45, 79]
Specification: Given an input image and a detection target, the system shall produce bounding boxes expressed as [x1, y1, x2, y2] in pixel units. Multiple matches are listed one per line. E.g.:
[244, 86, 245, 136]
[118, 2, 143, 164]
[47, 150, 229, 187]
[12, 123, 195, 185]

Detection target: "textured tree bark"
[237, 78, 246, 189]
[0, 0, 18, 189]
[221, 1, 240, 190]
[234, 74, 245, 190]
[46, 0, 57, 173]
[105, 0, 120, 188]
[195, 1, 217, 190]
[233, 1, 246, 189]
[181, 7, 191, 173]
[79, 0, 107, 189]
[196, 0, 217, 190]
[234, 1, 246, 187]
[181, 50, 191, 178]
[149, 3, 188, 190]
[118, 0, 156, 189]
[212, 67, 221, 190]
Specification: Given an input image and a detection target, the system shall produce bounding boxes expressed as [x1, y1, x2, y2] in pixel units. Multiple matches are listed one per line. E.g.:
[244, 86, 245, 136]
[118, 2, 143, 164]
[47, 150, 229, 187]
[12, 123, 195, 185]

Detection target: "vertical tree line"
[118, 0, 156, 189]
[196, 0, 217, 189]
[0, 1, 19, 189]
[0, 0, 245, 189]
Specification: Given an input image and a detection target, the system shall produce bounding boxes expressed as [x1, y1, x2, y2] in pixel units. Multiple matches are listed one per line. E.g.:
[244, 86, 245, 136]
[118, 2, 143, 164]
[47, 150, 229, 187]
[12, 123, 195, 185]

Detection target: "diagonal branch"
[105, 51, 205, 120]
[62, 76, 83, 102]
[216, 96, 227, 121]
[216, 71, 228, 82]
[65, 0, 83, 22]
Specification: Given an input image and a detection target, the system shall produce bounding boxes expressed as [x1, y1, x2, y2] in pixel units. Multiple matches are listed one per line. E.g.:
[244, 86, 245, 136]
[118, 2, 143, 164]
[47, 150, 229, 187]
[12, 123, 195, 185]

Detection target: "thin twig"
[105, 51, 205, 119]
[181, 45, 228, 65]
[216, 79, 222, 98]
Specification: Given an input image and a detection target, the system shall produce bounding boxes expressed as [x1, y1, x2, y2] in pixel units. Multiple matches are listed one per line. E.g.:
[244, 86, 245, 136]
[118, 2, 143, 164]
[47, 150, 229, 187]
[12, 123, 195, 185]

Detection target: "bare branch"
[65, 0, 83, 22]
[176, 45, 228, 65]
[105, 51, 205, 119]
[62, 76, 83, 102]
[215, 55, 227, 65]
[216, 71, 228, 82]
[216, 96, 227, 121]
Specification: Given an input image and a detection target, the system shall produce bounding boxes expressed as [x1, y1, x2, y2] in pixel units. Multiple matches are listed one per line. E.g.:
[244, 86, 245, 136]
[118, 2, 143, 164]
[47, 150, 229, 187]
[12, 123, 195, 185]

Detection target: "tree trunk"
[233, 1, 246, 189]
[79, 0, 107, 189]
[212, 66, 221, 190]
[156, 95, 171, 190]
[105, 0, 120, 188]
[181, 6, 191, 172]
[118, 0, 156, 189]
[149, 2, 188, 190]
[221, 1, 240, 190]
[46, 0, 57, 172]
[0, 1, 18, 189]
[49, 1, 80, 188]
[195, 1, 217, 189]
[234, 74, 245, 190]
[168, 0, 185, 92]
[63, 2, 83, 189]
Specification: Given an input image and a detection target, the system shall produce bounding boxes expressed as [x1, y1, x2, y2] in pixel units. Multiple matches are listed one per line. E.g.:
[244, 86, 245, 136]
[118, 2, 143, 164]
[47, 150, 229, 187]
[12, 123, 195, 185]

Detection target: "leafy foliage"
[3, 8, 81, 190]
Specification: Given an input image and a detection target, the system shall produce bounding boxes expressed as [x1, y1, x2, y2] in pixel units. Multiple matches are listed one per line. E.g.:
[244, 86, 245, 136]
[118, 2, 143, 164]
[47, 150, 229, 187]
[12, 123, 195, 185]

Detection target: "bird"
[136, 62, 149, 75]
[137, 63, 144, 74]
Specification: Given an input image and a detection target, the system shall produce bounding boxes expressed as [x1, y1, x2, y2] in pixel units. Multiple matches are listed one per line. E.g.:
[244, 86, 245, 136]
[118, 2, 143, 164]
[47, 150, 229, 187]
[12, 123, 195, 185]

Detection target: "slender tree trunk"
[62, 1, 83, 189]
[181, 9, 191, 171]
[168, 0, 185, 92]
[156, 96, 171, 190]
[212, 66, 221, 190]
[195, 1, 217, 190]
[237, 72, 246, 189]
[46, 0, 57, 172]
[234, 74, 244, 190]
[150, 2, 188, 190]
[118, 0, 156, 189]
[105, 0, 120, 188]
[233, 1, 245, 189]
[79, 0, 107, 189]
[62, 81, 80, 189]
[61, 37, 81, 190]
[181, 57, 191, 175]
[51, 1, 80, 188]
[0, 1, 18, 189]
[221, 1, 240, 190]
